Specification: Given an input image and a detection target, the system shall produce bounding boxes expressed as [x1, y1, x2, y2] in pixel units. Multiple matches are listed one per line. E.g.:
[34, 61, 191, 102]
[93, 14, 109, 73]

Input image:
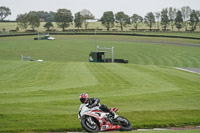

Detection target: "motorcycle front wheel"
[81, 116, 99, 132]
[117, 116, 133, 131]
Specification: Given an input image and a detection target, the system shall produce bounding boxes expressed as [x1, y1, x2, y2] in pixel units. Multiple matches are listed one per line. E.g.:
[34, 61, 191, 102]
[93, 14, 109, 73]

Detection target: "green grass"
[0, 61, 200, 132]
[0, 35, 200, 132]
[0, 35, 200, 67]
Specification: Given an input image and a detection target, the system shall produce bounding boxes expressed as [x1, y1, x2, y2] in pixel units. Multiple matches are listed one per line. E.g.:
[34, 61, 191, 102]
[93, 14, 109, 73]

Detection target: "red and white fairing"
[78, 104, 120, 131]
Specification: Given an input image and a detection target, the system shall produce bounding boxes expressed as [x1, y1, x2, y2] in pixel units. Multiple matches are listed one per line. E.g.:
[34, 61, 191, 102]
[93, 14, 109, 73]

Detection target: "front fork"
[87, 116, 96, 125]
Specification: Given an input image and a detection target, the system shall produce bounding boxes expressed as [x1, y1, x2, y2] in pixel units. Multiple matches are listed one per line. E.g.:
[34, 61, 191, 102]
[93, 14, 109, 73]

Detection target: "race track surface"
[175, 67, 200, 74]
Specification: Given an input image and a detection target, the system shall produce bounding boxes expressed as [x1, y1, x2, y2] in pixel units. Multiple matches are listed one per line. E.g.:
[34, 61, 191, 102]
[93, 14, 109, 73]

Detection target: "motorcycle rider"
[79, 93, 118, 119]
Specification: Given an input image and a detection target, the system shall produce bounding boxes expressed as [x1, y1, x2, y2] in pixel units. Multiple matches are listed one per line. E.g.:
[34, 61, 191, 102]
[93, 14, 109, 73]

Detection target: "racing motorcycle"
[78, 104, 133, 132]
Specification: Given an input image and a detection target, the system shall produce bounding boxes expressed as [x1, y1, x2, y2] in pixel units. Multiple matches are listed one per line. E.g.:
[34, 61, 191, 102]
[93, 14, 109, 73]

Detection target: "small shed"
[89, 52, 105, 62]
[89, 45, 128, 63]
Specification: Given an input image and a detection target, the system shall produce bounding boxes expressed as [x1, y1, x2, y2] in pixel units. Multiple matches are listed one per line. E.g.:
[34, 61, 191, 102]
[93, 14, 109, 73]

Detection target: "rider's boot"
[110, 111, 118, 119]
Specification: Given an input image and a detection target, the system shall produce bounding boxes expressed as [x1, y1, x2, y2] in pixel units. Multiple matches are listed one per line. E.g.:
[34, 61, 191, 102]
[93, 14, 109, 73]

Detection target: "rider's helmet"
[80, 93, 89, 104]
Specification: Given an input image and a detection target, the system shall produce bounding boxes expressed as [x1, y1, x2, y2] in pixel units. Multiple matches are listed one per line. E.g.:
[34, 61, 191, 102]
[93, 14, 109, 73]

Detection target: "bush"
[2, 28, 6, 32]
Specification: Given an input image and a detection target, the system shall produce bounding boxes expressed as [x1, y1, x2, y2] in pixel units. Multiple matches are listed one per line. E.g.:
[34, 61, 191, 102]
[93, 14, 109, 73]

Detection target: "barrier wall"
[0, 32, 200, 40]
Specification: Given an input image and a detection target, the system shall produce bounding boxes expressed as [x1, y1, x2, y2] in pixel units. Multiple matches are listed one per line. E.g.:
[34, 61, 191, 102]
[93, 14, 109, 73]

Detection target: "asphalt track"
[110, 40, 200, 47]
[136, 41, 200, 47]
[175, 67, 200, 74]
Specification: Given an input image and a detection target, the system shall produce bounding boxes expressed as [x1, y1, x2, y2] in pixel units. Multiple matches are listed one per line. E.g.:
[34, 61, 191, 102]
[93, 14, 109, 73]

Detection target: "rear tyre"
[81, 116, 99, 132]
[117, 116, 133, 131]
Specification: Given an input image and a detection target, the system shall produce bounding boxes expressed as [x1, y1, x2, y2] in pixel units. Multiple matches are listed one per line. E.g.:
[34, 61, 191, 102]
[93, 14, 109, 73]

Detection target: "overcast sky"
[1, 0, 200, 20]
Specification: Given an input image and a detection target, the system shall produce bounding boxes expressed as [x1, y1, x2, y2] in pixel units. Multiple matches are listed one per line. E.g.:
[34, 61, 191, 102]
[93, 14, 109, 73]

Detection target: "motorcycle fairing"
[83, 110, 121, 131]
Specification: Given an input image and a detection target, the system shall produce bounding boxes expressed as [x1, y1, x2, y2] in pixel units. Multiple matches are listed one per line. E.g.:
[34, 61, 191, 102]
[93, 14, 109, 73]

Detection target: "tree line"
[0, 6, 200, 32]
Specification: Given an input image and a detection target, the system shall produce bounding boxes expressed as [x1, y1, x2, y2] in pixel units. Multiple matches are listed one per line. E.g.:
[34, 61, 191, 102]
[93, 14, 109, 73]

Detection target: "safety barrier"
[0, 32, 200, 40]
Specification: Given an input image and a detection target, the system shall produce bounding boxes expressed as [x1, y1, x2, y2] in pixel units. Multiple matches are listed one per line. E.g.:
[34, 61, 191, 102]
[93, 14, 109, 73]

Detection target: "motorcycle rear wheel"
[81, 116, 99, 132]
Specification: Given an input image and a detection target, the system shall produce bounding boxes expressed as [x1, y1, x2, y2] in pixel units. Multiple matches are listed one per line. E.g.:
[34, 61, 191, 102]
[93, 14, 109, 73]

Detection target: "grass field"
[0, 35, 200, 132]
[1, 21, 200, 32]
[0, 35, 200, 67]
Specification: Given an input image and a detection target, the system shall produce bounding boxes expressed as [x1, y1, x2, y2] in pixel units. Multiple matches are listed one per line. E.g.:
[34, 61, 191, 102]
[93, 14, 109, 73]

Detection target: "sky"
[1, 0, 200, 20]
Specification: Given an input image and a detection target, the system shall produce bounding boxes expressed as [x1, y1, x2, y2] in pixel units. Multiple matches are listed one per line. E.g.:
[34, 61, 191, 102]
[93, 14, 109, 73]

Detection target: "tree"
[161, 8, 169, 31]
[74, 12, 83, 30]
[0, 6, 11, 21]
[189, 10, 199, 31]
[17, 13, 29, 31]
[16, 26, 19, 32]
[80, 9, 94, 30]
[28, 11, 56, 22]
[101, 11, 115, 31]
[175, 10, 183, 31]
[131, 14, 143, 31]
[197, 10, 200, 30]
[181, 6, 191, 31]
[155, 12, 161, 30]
[27, 13, 40, 31]
[168, 7, 177, 31]
[47, 11, 56, 22]
[43, 22, 54, 31]
[55, 9, 73, 31]
[144, 12, 155, 31]
[115, 11, 130, 31]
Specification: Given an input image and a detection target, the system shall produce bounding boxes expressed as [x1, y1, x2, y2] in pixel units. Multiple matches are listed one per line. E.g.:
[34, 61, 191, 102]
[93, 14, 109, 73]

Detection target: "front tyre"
[81, 116, 99, 132]
[117, 116, 133, 131]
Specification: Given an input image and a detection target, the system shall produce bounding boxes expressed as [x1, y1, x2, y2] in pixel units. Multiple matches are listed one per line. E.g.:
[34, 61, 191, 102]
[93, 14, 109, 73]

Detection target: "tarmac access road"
[175, 67, 200, 74]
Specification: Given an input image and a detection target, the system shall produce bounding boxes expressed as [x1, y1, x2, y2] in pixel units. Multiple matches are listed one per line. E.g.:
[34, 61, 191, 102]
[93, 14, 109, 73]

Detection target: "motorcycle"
[78, 104, 133, 132]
